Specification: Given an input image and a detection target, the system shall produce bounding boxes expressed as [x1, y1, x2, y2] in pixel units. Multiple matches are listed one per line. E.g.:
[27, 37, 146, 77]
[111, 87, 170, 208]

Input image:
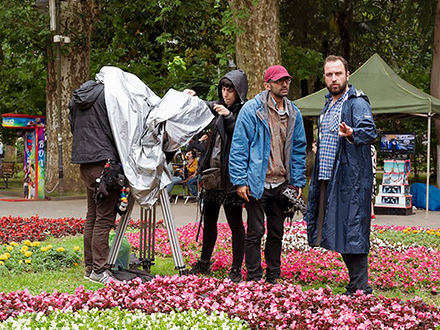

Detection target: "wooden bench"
[0, 161, 15, 189]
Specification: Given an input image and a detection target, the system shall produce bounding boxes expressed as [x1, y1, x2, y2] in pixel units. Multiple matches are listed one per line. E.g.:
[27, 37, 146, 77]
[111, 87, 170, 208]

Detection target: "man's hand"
[297, 187, 303, 199]
[183, 89, 197, 96]
[339, 122, 353, 137]
[213, 103, 230, 117]
[237, 186, 250, 203]
[199, 134, 208, 142]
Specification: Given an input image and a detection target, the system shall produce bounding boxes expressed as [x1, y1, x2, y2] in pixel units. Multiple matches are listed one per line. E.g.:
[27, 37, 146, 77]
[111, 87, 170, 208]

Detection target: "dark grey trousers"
[80, 163, 119, 274]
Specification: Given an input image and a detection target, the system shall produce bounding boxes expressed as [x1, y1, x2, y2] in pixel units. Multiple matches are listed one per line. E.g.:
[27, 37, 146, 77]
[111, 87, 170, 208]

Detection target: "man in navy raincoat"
[306, 55, 377, 295]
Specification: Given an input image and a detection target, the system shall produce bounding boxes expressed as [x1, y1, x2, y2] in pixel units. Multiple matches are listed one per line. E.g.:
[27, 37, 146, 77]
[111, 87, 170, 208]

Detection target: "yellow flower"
[24, 251, 33, 257]
[20, 246, 29, 252]
[74, 263, 79, 267]
[32, 242, 41, 247]
[40, 247, 48, 252]
[10, 242, 19, 247]
[25, 259, 31, 264]
[4, 253, 10, 258]
[46, 245, 53, 250]
[23, 240, 32, 246]
[73, 246, 81, 252]
[379, 230, 384, 234]
[18, 260, 23, 264]
[56, 247, 65, 252]
[436, 232, 440, 237]
[412, 230, 418, 234]
[0, 255, 8, 261]
[6, 246, 13, 252]
[0, 261, 4, 266]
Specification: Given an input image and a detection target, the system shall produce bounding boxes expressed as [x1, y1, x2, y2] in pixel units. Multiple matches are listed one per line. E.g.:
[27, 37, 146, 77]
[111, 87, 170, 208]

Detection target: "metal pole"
[426, 111, 432, 219]
[159, 189, 186, 274]
[55, 0, 63, 195]
[108, 195, 135, 266]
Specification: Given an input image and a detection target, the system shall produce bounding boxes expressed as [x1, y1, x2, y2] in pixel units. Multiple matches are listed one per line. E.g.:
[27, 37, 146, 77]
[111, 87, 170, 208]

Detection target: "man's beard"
[327, 81, 348, 96]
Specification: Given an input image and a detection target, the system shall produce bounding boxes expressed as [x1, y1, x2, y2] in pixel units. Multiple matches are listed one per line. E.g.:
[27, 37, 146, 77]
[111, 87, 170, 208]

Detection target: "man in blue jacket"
[306, 55, 377, 295]
[229, 65, 307, 283]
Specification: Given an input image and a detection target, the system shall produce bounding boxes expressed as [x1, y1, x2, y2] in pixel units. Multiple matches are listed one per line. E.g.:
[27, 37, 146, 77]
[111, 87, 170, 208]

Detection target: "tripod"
[107, 189, 187, 275]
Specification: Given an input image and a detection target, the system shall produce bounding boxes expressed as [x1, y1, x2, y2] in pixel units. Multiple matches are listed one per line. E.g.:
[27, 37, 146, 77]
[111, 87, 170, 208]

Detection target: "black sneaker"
[228, 266, 242, 283]
[188, 259, 211, 275]
[266, 277, 283, 285]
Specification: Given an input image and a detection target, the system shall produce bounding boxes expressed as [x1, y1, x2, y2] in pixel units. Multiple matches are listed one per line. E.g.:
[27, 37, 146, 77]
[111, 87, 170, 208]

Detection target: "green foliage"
[0, 308, 251, 330]
[0, 240, 81, 275]
[0, 0, 50, 144]
[374, 228, 440, 250]
[91, 0, 233, 99]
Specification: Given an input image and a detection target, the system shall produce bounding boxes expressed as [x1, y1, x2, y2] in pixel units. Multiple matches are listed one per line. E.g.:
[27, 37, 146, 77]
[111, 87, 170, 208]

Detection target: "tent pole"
[426, 109, 432, 219]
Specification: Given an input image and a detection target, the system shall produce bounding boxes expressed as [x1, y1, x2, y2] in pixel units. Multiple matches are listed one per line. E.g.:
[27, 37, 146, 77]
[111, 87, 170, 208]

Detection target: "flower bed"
[0, 276, 439, 329]
[126, 222, 440, 292]
[0, 240, 81, 274]
[0, 308, 249, 330]
[0, 216, 85, 244]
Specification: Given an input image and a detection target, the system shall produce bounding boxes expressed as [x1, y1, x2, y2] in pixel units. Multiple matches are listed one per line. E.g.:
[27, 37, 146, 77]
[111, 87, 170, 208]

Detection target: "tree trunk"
[46, 0, 100, 194]
[432, 0, 440, 187]
[228, 0, 281, 98]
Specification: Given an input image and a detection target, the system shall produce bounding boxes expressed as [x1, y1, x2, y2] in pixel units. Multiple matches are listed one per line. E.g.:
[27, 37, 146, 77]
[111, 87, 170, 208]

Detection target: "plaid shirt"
[318, 90, 349, 180]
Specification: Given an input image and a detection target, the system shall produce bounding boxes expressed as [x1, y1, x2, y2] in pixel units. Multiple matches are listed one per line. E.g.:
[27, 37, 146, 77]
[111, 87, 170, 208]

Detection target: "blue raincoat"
[306, 85, 377, 254]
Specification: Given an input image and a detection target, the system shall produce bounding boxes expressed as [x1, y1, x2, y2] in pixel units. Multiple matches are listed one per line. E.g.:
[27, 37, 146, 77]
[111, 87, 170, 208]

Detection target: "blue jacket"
[306, 85, 377, 254]
[229, 90, 307, 199]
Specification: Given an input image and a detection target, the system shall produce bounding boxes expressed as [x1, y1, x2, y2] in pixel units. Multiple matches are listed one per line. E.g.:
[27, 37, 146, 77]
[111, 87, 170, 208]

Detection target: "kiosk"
[374, 132, 415, 215]
[1, 114, 46, 199]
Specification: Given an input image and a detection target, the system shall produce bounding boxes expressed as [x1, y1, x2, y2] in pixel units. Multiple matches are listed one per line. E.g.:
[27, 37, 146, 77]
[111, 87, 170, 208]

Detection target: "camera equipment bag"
[94, 160, 126, 205]
[201, 167, 221, 191]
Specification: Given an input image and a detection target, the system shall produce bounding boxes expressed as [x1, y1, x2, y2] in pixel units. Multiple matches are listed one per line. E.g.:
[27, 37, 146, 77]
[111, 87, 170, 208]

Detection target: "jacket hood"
[72, 80, 104, 111]
[217, 69, 248, 104]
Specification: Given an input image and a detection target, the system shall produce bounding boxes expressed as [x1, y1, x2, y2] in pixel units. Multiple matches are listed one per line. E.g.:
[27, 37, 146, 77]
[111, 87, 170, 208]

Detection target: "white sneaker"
[89, 270, 113, 284]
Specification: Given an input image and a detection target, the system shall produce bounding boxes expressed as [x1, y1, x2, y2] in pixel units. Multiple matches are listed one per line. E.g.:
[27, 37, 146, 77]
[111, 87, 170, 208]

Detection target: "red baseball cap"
[264, 65, 292, 83]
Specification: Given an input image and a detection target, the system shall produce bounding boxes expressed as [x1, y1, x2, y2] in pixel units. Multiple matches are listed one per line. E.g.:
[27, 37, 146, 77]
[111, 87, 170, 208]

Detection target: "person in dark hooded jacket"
[306, 55, 377, 295]
[185, 69, 248, 282]
[69, 80, 119, 284]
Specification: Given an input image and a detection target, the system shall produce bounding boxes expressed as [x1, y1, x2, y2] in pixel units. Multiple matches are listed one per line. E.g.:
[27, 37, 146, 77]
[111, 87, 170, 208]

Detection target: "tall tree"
[44, 0, 100, 193]
[227, 0, 281, 97]
[433, 0, 440, 186]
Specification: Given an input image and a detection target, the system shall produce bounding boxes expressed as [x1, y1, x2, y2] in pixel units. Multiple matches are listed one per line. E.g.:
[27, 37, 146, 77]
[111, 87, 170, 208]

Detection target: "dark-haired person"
[306, 55, 377, 295]
[186, 69, 248, 282]
[229, 65, 307, 284]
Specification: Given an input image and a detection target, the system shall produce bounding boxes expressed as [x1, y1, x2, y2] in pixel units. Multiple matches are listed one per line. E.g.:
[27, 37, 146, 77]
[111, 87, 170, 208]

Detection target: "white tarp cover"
[96, 66, 213, 208]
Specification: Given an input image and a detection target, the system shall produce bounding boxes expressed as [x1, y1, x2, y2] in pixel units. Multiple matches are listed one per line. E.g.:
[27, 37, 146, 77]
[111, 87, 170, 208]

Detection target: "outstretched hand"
[339, 122, 353, 137]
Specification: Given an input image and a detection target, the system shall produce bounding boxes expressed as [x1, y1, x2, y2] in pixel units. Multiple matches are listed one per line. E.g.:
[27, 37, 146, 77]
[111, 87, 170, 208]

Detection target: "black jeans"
[80, 163, 120, 274]
[245, 185, 286, 281]
[341, 253, 372, 294]
[201, 200, 245, 268]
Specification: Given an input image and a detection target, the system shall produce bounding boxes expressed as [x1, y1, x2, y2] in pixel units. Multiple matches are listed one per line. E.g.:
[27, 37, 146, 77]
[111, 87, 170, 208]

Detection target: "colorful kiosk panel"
[1, 114, 45, 199]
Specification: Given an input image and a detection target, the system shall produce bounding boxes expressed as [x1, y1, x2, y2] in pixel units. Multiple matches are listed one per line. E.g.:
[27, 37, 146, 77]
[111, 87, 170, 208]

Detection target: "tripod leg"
[159, 189, 186, 274]
[108, 194, 135, 267]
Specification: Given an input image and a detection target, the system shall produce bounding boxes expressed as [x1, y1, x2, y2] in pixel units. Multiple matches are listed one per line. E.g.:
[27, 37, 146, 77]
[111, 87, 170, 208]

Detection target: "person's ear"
[264, 82, 271, 91]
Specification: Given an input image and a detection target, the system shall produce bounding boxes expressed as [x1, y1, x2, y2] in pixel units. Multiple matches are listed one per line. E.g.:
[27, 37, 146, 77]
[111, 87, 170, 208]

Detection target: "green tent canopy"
[294, 53, 440, 116]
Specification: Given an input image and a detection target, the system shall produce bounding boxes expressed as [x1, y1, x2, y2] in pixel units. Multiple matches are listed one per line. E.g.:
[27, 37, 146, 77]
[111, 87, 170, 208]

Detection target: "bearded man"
[306, 55, 377, 295]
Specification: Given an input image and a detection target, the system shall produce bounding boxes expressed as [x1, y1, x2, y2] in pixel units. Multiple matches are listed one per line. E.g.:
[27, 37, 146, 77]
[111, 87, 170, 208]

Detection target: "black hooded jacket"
[68, 80, 119, 164]
[198, 69, 248, 192]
